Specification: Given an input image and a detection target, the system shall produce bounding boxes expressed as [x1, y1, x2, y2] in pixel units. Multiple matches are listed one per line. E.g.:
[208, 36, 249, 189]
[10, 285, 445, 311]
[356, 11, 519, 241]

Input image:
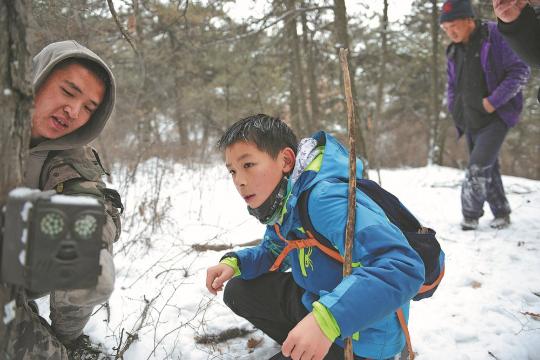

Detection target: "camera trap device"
[1, 189, 104, 293]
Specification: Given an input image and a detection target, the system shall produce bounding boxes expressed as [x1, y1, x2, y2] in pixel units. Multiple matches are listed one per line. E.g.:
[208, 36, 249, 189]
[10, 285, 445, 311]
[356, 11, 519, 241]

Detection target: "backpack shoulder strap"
[297, 187, 335, 250]
[299, 179, 422, 235]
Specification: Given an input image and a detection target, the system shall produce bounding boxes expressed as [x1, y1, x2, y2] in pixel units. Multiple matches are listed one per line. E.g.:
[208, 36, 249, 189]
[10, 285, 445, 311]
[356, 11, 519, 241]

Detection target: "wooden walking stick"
[339, 48, 357, 360]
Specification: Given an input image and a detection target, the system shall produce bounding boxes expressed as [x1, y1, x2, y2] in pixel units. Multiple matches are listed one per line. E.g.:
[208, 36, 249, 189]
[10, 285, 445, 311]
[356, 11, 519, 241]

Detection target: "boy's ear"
[281, 147, 296, 173]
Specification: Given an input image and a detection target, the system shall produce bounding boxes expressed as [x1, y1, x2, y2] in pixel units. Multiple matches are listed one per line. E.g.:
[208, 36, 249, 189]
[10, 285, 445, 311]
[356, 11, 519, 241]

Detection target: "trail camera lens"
[40, 211, 65, 238]
[73, 213, 98, 239]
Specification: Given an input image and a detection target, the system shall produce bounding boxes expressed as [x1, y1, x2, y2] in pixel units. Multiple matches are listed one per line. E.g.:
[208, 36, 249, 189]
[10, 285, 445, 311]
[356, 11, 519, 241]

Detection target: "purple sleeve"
[446, 58, 456, 113]
[486, 28, 530, 109]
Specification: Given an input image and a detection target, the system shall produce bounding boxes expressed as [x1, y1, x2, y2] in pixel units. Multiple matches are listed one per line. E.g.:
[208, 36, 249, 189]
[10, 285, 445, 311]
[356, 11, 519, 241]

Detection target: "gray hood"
[25, 40, 116, 188]
[31, 40, 116, 151]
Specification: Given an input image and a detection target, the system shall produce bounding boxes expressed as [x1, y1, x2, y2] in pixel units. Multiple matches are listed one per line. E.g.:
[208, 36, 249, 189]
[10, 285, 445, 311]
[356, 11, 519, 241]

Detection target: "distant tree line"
[24, 0, 539, 179]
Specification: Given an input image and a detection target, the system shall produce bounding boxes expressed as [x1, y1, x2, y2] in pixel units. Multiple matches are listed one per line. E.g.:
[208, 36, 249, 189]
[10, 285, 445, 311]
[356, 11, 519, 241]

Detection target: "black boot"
[65, 334, 102, 360]
[461, 217, 478, 230]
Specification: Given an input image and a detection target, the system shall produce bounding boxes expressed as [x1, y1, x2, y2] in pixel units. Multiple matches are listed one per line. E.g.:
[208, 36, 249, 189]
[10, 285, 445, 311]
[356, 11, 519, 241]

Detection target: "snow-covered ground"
[37, 162, 540, 359]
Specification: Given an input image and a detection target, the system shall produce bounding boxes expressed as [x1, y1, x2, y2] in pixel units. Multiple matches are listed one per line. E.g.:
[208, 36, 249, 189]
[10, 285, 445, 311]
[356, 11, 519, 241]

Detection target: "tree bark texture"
[0, 0, 33, 204]
[0, 0, 33, 349]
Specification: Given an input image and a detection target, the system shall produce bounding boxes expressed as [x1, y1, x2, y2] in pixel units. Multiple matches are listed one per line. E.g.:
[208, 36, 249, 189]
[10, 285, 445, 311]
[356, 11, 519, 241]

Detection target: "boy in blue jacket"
[206, 114, 425, 360]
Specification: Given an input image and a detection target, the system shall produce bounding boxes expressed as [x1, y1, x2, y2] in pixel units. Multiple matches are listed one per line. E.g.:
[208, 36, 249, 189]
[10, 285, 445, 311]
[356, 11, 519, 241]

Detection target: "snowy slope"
[37, 163, 540, 359]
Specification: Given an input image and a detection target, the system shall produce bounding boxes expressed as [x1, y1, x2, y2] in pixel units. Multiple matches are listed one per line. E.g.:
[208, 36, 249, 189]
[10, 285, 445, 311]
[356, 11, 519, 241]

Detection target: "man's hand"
[483, 97, 496, 113]
[281, 313, 333, 360]
[206, 263, 235, 295]
[492, 0, 527, 23]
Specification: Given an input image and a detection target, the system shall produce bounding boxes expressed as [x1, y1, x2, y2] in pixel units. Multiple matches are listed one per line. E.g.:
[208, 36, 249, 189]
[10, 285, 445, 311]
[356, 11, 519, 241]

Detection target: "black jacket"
[497, 5, 540, 67]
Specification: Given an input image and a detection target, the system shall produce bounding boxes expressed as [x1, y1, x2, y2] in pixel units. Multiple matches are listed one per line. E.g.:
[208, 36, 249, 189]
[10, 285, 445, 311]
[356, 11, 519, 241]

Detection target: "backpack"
[297, 178, 445, 301]
[268, 178, 445, 360]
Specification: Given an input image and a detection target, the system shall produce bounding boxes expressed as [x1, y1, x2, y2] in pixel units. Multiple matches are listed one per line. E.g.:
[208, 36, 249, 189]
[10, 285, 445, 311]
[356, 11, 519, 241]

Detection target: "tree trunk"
[371, 0, 388, 182]
[285, 0, 308, 136]
[333, 0, 369, 178]
[374, 0, 388, 124]
[428, 0, 443, 165]
[0, 0, 33, 347]
[129, 0, 153, 147]
[301, 2, 320, 133]
[0, 0, 33, 203]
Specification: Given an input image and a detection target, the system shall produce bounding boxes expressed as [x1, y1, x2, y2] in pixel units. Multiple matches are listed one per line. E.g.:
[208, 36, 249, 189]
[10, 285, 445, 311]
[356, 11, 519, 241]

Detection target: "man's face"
[31, 62, 105, 140]
[225, 141, 294, 209]
[441, 18, 474, 43]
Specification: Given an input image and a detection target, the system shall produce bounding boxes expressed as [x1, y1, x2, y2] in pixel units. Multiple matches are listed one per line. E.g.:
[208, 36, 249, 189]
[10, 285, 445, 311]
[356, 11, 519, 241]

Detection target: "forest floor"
[37, 163, 540, 360]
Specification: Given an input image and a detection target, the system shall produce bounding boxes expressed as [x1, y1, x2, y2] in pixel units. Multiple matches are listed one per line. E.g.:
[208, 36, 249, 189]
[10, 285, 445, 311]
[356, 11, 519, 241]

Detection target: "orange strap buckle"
[269, 224, 344, 271]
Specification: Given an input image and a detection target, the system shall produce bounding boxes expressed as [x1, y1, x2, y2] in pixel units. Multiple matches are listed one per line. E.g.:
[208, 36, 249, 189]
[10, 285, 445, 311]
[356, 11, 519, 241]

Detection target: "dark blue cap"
[439, 0, 475, 23]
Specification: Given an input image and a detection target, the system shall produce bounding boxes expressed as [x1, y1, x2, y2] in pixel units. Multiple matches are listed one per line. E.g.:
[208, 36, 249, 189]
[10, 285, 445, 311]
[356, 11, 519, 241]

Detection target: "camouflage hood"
[25, 40, 116, 188]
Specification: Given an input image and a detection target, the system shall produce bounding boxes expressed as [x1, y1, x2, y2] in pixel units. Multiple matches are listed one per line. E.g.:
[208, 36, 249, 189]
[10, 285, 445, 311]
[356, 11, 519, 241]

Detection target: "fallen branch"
[194, 327, 256, 345]
[521, 311, 540, 321]
[191, 239, 261, 252]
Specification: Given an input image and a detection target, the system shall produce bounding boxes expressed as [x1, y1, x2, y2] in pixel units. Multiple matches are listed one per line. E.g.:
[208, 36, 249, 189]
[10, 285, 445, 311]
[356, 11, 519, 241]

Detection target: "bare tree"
[0, 0, 33, 203]
[301, 0, 320, 133]
[0, 0, 33, 348]
[371, 0, 389, 182]
[285, 0, 309, 135]
[427, 0, 444, 165]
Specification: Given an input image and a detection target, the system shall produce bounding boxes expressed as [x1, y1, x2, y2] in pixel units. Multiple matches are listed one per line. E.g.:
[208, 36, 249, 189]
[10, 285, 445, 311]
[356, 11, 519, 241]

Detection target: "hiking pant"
[461, 119, 511, 220]
[223, 272, 398, 360]
[49, 248, 115, 343]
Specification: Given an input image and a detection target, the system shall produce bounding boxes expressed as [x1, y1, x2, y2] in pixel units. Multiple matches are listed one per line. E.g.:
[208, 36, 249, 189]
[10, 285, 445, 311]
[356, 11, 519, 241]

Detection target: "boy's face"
[31, 62, 105, 140]
[225, 141, 295, 209]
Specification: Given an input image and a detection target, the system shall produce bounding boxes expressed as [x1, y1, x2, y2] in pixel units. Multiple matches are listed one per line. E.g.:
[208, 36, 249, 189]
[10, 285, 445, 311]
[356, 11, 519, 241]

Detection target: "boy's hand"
[206, 263, 235, 295]
[281, 313, 332, 360]
[492, 0, 527, 23]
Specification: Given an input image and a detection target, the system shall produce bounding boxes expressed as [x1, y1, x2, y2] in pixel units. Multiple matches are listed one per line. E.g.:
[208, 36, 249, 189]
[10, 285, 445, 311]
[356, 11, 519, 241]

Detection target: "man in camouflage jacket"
[1, 40, 121, 359]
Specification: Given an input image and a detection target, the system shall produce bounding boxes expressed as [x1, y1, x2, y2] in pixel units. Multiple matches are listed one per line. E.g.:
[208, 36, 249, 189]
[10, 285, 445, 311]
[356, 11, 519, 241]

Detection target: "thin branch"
[106, 0, 139, 55]
[114, 294, 158, 359]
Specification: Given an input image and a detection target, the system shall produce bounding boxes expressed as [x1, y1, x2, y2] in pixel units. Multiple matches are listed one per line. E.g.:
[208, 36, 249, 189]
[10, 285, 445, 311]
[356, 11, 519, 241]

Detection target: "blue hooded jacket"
[233, 132, 425, 359]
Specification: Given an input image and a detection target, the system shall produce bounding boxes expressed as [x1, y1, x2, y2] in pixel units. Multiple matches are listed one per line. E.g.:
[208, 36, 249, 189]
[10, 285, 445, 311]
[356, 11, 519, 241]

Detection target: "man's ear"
[281, 147, 296, 173]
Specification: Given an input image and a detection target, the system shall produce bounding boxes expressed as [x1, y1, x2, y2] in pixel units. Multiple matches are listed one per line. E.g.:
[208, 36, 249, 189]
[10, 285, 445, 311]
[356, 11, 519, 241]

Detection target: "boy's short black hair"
[218, 114, 298, 158]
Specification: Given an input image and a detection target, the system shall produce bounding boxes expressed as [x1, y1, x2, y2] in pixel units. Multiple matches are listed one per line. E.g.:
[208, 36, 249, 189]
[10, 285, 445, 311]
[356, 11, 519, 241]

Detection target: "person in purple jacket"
[440, 0, 530, 230]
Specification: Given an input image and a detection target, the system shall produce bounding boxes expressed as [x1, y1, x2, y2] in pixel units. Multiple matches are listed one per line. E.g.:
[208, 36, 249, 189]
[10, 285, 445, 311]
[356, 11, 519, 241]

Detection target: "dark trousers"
[461, 120, 511, 219]
[223, 272, 395, 360]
